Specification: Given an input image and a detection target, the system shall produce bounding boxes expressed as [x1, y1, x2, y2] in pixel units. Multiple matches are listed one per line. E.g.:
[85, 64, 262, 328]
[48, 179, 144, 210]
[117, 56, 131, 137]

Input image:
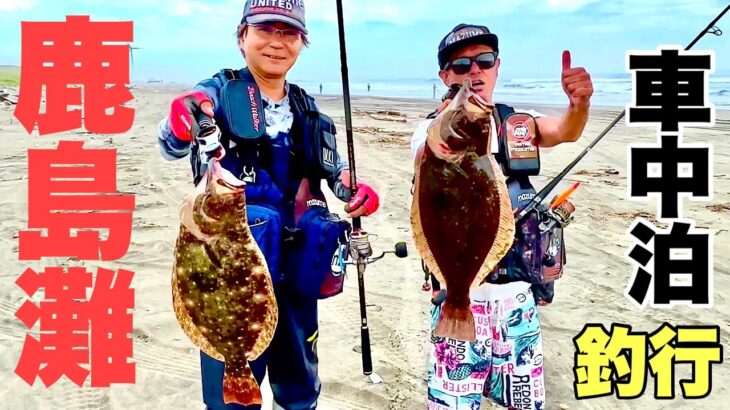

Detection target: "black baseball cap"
[438, 24, 499, 69]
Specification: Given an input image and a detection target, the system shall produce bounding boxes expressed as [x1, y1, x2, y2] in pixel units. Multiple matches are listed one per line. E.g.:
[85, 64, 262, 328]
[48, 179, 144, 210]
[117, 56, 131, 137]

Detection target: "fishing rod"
[334, 0, 408, 384]
[515, 3, 729, 223]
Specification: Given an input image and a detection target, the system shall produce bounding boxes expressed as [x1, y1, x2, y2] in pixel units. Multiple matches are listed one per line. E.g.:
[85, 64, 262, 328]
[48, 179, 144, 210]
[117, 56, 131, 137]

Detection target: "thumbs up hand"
[561, 50, 593, 107]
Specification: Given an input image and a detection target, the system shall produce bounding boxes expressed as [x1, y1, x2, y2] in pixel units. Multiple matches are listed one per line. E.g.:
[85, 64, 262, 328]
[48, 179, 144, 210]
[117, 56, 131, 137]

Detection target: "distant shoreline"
[310, 93, 730, 113]
[129, 87, 730, 113]
[4, 78, 729, 113]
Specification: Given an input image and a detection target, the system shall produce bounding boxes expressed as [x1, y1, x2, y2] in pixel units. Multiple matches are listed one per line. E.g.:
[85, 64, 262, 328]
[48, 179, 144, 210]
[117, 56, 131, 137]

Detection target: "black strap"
[492, 103, 514, 168]
[290, 83, 317, 114]
[222, 68, 238, 81]
[217, 67, 256, 83]
[494, 103, 515, 127]
[494, 103, 515, 121]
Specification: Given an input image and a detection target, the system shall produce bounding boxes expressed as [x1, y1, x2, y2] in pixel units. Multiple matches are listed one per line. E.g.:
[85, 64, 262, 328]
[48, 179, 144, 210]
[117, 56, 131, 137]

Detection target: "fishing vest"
[188, 68, 350, 298]
[190, 68, 338, 205]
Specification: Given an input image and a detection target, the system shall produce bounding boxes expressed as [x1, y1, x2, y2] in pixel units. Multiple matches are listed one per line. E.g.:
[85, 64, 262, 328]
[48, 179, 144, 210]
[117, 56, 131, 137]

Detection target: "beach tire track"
[131, 330, 200, 382]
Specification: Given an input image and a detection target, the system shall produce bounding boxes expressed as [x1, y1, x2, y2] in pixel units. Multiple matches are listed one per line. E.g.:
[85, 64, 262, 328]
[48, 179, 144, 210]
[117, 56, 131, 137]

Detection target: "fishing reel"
[341, 230, 408, 267]
[349, 230, 373, 260]
[196, 118, 224, 163]
[192, 106, 224, 166]
[333, 229, 407, 386]
[538, 200, 576, 233]
[536, 200, 575, 270]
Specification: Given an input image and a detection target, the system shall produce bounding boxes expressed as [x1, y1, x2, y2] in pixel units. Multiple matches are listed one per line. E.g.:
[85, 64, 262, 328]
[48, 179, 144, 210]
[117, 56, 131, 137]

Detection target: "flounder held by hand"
[171, 158, 277, 405]
[412, 78, 515, 341]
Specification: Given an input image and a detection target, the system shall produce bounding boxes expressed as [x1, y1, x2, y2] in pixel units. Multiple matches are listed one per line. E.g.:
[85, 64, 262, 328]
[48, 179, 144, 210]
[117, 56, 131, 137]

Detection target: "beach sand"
[0, 87, 728, 409]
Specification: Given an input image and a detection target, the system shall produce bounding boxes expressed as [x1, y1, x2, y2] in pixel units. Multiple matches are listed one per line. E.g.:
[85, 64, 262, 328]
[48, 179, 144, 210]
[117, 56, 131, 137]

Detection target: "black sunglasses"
[444, 52, 498, 75]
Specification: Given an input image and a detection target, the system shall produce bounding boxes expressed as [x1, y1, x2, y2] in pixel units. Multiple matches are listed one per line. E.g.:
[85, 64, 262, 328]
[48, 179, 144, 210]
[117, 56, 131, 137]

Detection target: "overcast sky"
[1, 0, 728, 84]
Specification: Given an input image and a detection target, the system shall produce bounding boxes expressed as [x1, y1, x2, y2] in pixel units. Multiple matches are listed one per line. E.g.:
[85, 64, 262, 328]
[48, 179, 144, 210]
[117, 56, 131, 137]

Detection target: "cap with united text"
[241, 0, 308, 35]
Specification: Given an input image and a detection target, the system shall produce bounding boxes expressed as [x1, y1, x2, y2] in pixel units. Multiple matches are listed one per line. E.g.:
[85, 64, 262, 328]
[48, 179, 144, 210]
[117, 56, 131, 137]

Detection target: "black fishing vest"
[190, 68, 339, 197]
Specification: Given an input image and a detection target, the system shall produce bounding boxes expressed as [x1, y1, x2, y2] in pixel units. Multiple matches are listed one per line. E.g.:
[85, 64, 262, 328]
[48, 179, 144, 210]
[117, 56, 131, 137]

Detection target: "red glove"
[345, 183, 380, 217]
[169, 91, 214, 141]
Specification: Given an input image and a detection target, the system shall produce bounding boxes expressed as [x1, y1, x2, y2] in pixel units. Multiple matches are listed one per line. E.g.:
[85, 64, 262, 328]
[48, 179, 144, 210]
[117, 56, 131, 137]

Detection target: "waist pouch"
[246, 204, 284, 284]
[485, 211, 564, 306]
[286, 206, 351, 300]
[485, 179, 567, 307]
[492, 210, 566, 284]
[309, 113, 338, 178]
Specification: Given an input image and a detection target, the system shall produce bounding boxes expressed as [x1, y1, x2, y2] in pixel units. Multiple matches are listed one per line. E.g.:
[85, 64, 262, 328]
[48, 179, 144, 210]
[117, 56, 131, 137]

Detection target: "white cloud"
[171, 0, 213, 16]
[0, 0, 35, 12]
[304, 0, 533, 24]
[578, 0, 724, 18]
[580, 23, 623, 34]
[28, 0, 220, 16]
[303, 0, 728, 25]
[639, 0, 724, 17]
[547, 0, 601, 12]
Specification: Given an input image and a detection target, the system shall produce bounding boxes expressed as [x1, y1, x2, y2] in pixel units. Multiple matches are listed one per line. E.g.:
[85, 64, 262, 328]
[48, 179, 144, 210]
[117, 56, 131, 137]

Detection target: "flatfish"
[412, 78, 515, 341]
[171, 157, 277, 405]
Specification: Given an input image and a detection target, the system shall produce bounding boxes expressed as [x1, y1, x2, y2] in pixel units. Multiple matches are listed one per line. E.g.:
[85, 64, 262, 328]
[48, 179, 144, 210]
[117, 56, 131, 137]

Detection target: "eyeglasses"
[444, 52, 498, 75]
[251, 23, 303, 41]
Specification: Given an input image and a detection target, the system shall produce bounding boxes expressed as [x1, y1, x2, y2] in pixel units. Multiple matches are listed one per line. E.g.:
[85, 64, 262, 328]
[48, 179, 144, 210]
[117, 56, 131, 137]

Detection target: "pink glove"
[169, 91, 214, 142]
[345, 182, 380, 217]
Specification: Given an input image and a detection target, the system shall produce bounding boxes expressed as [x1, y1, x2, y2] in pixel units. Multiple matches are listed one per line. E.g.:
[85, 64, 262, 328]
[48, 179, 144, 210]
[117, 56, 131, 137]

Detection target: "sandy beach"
[0, 86, 728, 410]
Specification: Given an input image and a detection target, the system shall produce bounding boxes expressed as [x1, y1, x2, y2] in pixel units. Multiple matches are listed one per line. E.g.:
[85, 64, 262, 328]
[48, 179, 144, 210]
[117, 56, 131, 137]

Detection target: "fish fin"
[223, 364, 262, 406]
[171, 253, 223, 361]
[434, 301, 476, 342]
[411, 160, 446, 285]
[246, 247, 278, 360]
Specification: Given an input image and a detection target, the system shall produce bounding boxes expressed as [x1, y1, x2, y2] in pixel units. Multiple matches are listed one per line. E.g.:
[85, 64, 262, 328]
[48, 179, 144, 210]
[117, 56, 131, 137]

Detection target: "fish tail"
[434, 300, 476, 341]
[222, 362, 262, 406]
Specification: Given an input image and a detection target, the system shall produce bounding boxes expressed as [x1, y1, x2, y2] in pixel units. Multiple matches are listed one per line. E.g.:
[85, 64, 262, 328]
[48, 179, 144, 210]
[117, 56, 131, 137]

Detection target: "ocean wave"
[503, 83, 541, 89]
[290, 78, 730, 108]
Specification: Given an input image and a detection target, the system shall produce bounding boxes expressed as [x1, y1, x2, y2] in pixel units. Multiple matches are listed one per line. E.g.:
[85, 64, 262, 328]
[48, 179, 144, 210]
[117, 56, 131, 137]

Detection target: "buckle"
[330, 243, 347, 277]
[241, 166, 256, 183]
[283, 227, 304, 247]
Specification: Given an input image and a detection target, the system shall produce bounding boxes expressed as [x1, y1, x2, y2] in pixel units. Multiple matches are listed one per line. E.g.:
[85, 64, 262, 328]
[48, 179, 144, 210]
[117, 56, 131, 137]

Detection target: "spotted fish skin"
[172, 159, 277, 406]
[412, 79, 515, 341]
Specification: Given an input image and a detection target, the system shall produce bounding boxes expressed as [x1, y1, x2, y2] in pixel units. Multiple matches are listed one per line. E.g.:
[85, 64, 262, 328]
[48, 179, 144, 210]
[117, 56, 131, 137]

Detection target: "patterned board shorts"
[427, 281, 546, 410]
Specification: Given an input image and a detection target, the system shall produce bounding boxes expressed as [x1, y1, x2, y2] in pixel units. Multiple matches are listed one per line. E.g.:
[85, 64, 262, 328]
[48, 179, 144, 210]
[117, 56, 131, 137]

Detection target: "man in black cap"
[158, 1, 380, 409]
[411, 24, 593, 409]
